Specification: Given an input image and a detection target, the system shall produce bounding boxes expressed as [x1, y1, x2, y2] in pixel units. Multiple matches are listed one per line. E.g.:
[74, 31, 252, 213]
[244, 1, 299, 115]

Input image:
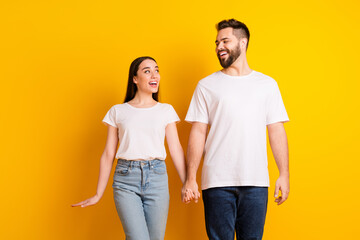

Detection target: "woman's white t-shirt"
[102, 102, 180, 161]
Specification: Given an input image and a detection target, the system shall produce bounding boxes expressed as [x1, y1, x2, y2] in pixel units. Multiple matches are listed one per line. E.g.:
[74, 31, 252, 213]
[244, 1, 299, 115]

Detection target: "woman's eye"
[145, 70, 150, 73]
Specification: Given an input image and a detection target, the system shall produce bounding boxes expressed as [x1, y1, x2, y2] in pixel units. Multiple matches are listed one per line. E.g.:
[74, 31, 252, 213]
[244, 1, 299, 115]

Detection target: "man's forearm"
[268, 122, 289, 176]
[185, 122, 207, 182]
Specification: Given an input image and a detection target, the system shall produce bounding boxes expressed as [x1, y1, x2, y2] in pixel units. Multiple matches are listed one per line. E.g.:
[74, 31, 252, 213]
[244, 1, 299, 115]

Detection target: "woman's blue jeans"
[112, 159, 169, 240]
[202, 186, 268, 240]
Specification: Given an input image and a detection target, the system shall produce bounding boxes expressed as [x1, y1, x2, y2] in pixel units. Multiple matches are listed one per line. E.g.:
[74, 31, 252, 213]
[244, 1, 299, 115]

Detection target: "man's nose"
[216, 42, 224, 52]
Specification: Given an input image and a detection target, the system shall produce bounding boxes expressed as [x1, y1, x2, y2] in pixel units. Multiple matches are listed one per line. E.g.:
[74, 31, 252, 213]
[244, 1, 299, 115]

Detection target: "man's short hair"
[216, 19, 250, 49]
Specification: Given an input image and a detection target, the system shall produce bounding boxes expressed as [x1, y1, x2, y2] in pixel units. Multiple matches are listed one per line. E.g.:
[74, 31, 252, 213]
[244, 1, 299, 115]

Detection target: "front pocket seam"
[115, 168, 130, 176]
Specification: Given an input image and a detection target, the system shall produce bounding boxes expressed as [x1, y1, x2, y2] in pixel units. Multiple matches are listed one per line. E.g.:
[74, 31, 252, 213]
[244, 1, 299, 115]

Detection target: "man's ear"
[240, 38, 248, 50]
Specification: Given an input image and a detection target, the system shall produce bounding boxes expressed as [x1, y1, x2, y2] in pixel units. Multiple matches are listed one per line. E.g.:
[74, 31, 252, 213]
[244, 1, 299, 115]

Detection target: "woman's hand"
[182, 188, 197, 204]
[182, 181, 201, 203]
[72, 194, 100, 208]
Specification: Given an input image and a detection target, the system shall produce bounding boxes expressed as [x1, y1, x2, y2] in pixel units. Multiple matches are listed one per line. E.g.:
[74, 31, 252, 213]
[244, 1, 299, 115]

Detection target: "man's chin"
[220, 61, 231, 68]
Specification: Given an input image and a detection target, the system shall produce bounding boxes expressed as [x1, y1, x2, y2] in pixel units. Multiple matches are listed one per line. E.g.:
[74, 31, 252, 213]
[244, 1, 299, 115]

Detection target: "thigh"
[143, 160, 169, 240]
[113, 162, 150, 240]
[236, 187, 268, 240]
[113, 187, 150, 240]
[202, 187, 238, 240]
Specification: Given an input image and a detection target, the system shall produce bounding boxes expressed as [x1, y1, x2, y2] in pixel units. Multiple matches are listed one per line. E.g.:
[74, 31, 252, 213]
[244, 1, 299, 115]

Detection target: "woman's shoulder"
[110, 103, 127, 109]
[157, 102, 175, 110]
[106, 103, 128, 113]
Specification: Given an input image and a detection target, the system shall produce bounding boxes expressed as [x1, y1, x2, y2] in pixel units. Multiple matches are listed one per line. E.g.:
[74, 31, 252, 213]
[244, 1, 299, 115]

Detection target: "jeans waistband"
[116, 158, 163, 168]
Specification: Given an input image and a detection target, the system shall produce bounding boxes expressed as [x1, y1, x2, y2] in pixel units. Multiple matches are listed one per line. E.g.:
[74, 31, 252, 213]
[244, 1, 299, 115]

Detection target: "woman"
[72, 56, 187, 240]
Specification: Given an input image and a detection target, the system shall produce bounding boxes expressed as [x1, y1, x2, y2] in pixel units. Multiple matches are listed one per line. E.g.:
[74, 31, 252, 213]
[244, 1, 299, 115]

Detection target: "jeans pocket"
[153, 162, 166, 175]
[115, 165, 130, 176]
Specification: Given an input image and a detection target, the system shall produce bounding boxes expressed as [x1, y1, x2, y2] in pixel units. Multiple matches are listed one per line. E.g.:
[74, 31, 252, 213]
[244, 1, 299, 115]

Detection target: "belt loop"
[130, 160, 133, 170]
[149, 160, 152, 169]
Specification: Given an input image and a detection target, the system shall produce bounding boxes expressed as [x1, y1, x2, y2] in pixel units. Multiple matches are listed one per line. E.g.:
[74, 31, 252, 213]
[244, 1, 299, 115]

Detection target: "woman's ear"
[133, 77, 138, 84]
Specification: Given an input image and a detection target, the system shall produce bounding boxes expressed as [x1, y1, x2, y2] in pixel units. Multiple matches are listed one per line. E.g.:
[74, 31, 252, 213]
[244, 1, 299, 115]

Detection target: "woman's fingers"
[184, 189, 196, 202]
[71, 195, 101, 207]
[72, 200, 88, 207]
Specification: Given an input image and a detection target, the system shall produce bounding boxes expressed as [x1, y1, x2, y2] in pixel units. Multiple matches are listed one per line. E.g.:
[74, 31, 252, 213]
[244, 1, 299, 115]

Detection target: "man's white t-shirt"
[185, 70, 289, 190]
[103, 102, 180, 161]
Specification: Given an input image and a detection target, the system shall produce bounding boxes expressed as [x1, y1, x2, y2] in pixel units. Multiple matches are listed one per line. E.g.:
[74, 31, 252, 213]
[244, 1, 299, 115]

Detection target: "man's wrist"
[279, 172, 289, 178]
[185, 177, 197, 183]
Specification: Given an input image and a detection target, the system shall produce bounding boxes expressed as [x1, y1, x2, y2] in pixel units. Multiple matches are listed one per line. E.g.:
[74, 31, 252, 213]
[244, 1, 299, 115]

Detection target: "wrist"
[279, 173, 289, 178]
[185, 177, 197, 183]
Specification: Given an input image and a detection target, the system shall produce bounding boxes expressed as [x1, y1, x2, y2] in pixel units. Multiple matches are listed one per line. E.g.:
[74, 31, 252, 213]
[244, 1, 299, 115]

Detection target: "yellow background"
[1, 0, 359, 239]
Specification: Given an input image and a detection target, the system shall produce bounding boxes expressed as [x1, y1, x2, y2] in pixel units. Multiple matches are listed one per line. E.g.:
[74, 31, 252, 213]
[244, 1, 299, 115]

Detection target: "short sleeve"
[102, 106, 117, 127]
[266, 82, 289, 125]
[165, 105, 180, 125]
[185, 84, 209, 123]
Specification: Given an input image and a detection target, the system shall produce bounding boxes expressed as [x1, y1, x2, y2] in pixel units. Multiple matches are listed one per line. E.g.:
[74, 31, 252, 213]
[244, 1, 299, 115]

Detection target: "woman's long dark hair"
[124, 56, 159, 103]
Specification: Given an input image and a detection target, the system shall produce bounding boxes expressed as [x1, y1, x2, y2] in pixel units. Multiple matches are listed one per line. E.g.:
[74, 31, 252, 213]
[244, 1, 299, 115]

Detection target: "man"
[182, 19, 289, 240]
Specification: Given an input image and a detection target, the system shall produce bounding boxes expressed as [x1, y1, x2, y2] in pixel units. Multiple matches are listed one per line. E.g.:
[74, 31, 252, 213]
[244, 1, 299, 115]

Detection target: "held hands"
[72, 194, 100, 208]
[181, 181, 201, 204]
[274, 175, 290, 205]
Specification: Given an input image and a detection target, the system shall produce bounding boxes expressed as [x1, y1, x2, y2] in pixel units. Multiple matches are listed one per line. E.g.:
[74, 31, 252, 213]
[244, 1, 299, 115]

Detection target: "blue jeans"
[202, 186, 268, 240]
[112, 159, 169, 240]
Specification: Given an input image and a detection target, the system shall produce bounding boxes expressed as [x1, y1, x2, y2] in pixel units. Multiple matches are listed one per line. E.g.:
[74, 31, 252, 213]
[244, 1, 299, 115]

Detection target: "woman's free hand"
[72, 194, 100, 208]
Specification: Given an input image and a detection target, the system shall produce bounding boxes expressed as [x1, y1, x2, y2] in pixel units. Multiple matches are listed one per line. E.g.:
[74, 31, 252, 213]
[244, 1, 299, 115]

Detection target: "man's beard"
[217, 46, 241, 68]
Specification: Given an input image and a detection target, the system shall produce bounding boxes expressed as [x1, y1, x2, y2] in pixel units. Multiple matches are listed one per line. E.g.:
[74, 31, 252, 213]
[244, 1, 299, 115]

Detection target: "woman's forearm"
[95, 151, 115, 198]
[169, 144, 186, 183]
[165, 122, 186, 183]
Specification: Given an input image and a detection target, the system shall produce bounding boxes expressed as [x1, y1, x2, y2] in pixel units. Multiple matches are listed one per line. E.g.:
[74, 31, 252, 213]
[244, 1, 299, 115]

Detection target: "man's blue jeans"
[202, 186, 268, 240]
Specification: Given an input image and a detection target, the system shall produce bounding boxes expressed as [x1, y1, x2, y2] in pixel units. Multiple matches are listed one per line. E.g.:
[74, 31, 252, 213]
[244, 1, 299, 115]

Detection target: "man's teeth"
[220, 52, 227, 56]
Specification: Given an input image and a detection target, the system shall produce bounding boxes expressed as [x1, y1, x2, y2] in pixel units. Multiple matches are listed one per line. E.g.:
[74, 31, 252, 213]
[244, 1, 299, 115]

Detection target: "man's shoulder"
[252, 70, 275, 81]
[251, 71, 279, 88]
[196, 70, 278, 89]
[198, 71, 221, 87]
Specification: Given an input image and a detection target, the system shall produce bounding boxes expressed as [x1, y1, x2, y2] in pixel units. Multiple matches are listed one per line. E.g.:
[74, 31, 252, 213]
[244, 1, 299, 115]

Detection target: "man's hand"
[182, 180, 201, 204]
[274, 175, 289, 205]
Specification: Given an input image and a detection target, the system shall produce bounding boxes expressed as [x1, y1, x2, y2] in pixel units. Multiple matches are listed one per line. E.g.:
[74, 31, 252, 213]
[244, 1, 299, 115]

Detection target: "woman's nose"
[151, 71, 158, 78]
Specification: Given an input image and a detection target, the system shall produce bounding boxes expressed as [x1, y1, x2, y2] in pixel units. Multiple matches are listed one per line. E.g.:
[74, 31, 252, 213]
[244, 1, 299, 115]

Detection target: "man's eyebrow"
[215, 37, 229, 43]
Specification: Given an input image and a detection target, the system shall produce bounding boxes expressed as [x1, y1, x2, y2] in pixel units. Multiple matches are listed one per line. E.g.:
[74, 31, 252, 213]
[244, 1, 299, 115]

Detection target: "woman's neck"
[128, 92, 157, 108]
